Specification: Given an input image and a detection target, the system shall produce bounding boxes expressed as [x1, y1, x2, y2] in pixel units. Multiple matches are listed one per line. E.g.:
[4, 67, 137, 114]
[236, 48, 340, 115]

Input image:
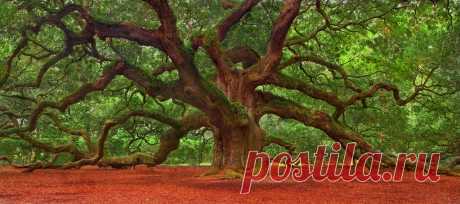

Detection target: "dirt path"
[0, 166, 459, 204]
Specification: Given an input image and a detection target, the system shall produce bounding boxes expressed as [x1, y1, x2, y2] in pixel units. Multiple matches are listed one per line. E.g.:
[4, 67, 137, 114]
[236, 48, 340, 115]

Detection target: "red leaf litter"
[0, 166, 459, 204]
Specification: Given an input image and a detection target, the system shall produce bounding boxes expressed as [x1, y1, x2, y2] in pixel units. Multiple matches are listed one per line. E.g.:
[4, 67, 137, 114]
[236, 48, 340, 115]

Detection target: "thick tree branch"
[226, 46, 260, 68]
[286, 3, 401, 46]
[21, 4, 162, 49]
[9, 47, 72, 89]
[266, 73, 345, 108]
[121, 66, 181, 101]
[0, 61, 126, 136]
[151, 112, 208, 165]
[0, 32, 28, 88]
[192, 0, 261, 76]
[346, 83, 422, 106]
[45, 112, 94, 153]
[271, 53, 441, 119]
[217, 0, 261, 42]
[93, 22, 163, 48]
[3, 114, 86, 161]
[144, 0, 206, 89]
[291, 54, 362, 92]
[2, 4, 166, 91]
[260, 0, 301, 73]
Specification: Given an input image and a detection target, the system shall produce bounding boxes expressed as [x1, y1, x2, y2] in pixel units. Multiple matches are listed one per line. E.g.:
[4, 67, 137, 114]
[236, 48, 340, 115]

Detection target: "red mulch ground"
[0, 166, 459, 204]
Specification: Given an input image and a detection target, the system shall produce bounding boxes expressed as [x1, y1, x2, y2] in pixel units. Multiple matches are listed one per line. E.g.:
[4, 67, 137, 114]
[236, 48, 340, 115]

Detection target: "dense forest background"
[0, 0, 459, 171]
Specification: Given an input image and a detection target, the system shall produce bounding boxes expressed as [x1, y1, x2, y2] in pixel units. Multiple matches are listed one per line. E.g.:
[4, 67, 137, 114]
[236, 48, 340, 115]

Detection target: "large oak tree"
[0, 0, 459, 176]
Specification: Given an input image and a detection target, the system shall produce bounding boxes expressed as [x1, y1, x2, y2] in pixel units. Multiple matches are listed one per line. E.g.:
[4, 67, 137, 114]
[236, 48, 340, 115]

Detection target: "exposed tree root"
[223, 168, 244, 179]
[446, 170, 460, 177]
[199, 167, 221, 177]
[199, 168, 244, 179]
[13, 162, 61, 173]
[439, 156, 460, 177]
[97, 153, 155, 169]
[12, 154, 60, 172]
[0, 156, 11, 165]
[438, 167, 460, 177]
[448, 156, 460, 169]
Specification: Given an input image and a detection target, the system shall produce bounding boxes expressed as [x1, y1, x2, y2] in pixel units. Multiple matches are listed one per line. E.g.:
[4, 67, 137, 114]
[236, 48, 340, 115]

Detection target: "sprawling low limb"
[96, 129, 183, 169]
[0, 61, 128, 171]
[57, 110, 184, 169]
[257, 92, 369, 149]
[256, 91, 397, 167]
[44, 113, 94, 154]
[1, 112, 87, 163]
[93, 112, 209, 169]
[18, 133, 86, 161]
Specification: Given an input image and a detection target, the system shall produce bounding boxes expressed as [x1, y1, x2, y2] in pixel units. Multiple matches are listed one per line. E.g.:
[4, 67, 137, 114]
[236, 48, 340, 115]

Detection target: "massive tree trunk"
[206, 67, 267, 173]
[210, 117, 265, 172]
